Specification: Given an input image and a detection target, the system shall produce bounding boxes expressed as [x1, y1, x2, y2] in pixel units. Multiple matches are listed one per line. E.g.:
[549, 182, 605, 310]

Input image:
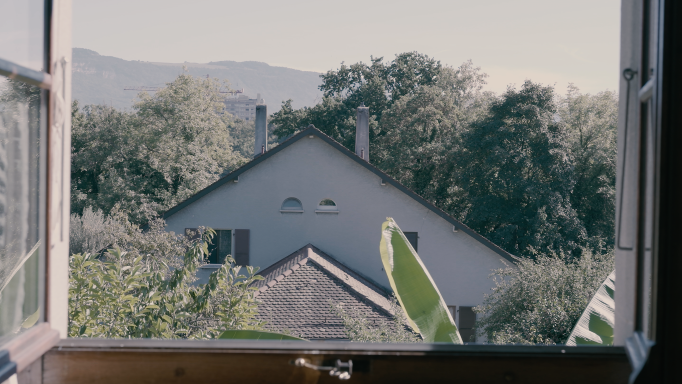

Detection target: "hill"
[72, 48, 323, 112]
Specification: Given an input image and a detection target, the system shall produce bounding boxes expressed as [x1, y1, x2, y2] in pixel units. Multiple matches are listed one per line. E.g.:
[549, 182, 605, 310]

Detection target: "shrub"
[68, 229, 264, 339]
[474, 249, 614, 345]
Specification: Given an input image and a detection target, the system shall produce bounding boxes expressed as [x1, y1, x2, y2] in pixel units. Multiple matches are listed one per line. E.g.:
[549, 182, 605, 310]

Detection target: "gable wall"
[164, 136, 510, 308]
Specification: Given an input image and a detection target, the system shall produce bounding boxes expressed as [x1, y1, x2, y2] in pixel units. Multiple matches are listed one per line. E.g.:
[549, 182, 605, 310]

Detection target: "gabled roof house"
[162, 106, 513, 340]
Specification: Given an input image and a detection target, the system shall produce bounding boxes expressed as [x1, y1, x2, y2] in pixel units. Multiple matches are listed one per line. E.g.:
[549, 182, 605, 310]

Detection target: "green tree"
[459, 81, 587, 257]
[271, 52, 442, 150]
[71, 73, 246, 223]
[474, 249, 614, 345]
[373, 62, 493, 214]
[559, 85, 618, 247]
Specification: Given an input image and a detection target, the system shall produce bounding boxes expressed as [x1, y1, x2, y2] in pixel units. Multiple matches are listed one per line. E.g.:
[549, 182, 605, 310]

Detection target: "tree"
[71, 73, 246, 223]
[373, 62, 493, 215]
[559, 85, 618, 247]
[459, 81, 587, 257]
[271, 52, 442, 150]
[474, 249, 614, 345]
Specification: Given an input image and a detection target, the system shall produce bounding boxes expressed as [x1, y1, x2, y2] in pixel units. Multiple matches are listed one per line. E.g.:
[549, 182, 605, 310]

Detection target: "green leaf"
[380, 218, 462, 343]
[566, 270, 615, 346]
[218, 330, 307, 341]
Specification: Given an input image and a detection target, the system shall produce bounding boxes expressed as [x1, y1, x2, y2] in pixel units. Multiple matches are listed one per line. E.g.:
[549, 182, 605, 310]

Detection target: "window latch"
[294, 358, 353, 380]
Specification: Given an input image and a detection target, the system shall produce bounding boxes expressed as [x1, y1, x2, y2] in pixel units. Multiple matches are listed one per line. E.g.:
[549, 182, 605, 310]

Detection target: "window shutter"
[185, 228, 200, 241]
[404, 232, 418, 252]
[458, 306, 476, 343]
[234, 229, 250, 266]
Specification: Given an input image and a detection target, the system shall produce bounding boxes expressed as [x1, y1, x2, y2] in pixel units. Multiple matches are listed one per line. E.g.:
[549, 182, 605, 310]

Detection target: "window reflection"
[0, 77, 44, 341]
[0, 0, 46, 71]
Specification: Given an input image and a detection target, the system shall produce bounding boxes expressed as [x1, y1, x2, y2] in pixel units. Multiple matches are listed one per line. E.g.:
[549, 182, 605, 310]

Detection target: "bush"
[68, 229, 264, 339]
[70, 207, 190, 274]
[474, 249, 614, 345]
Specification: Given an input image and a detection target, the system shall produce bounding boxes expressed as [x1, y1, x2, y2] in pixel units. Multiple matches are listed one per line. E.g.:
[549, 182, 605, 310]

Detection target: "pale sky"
[73, 0, 621, 95]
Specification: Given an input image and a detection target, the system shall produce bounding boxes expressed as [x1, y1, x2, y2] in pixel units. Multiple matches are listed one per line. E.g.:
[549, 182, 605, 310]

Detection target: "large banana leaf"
[219, 329, 307, 341]
[566, 271, 615, 346]
[380, 218, 462, 343]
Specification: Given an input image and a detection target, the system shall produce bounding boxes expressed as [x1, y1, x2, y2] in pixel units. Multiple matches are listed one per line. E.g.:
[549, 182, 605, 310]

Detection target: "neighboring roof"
[252, 244, 394, 340]
[162, 125, 515, 263]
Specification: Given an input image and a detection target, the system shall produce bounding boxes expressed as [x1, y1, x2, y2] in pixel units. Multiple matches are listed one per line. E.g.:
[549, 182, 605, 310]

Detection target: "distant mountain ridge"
[72, 48, 323, 112]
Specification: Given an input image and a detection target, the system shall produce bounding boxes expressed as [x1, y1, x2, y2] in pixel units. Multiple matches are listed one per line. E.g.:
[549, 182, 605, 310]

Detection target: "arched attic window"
[316, 199, 339, 213]
[280, 197, 304, 213]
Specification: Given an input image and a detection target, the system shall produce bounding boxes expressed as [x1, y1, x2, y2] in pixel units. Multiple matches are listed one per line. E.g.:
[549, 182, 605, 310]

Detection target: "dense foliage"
[70, 73, 245, 223]
[271, 53, 618, 258]
[68, 229, 264, 339]
[460, 81, 587, 256]
[474, 250, 614, 345]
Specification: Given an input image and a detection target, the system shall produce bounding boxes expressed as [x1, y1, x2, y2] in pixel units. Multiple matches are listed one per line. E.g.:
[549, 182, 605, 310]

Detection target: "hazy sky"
[73, 0, 621, 95]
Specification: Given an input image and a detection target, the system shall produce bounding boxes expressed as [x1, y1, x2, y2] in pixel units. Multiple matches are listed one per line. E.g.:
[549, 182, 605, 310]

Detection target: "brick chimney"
[355, 103, 369, 162]
[254, 104, 267, 157]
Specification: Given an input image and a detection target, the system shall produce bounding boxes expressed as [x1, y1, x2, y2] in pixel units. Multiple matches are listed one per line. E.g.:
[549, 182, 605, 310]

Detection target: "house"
[162, 106, 514, 340]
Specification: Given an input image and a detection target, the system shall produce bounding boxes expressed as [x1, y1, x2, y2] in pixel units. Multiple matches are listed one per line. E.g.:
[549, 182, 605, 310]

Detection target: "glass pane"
[0, 0, 46, 71]
[0, 76, 45, 342]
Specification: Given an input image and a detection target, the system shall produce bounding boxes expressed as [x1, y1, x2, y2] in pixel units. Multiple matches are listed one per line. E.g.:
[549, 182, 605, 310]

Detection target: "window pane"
[0, 77, 45, 342]
[0, 0, 46, 71]
[217, 230, 231, 265]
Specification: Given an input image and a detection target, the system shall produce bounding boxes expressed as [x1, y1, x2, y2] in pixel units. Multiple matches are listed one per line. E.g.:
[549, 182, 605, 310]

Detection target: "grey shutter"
[185, 228, 200, 241]
[234, 229, 250, 266]
[458, 306, 476, 343]
[404, 232, 418, 252]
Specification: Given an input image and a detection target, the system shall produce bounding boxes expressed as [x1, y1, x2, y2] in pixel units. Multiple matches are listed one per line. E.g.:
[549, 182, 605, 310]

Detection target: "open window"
[0, 0, 70, 382]
[3, 1, 681, 383]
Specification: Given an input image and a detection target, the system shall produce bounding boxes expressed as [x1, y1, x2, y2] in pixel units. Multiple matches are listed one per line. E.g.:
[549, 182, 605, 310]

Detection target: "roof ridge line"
[304, 246, 394, 315]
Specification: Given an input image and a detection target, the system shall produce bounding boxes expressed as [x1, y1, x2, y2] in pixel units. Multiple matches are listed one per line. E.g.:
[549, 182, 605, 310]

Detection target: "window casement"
[0, 0, 71, 382]
[207, 229, 232, 265]
[2, 1, 680, 383]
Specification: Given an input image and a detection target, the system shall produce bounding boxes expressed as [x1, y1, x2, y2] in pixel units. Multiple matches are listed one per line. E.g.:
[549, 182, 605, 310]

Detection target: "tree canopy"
[270, 54, 617, 258]
[71, 73, 245, 223]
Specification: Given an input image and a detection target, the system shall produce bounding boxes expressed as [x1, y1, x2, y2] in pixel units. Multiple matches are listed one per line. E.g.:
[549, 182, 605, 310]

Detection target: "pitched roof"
[252, 244, 394, 340]
[162, 125, 515, 263]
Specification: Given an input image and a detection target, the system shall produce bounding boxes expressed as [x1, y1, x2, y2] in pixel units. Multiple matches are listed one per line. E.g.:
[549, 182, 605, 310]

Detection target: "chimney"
[254, 104, 267, 157]
[355, 103, 369, 162]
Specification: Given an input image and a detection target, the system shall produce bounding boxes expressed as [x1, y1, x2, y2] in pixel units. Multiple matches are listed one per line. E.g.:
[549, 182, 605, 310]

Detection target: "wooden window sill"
[42, 338, 630, 384]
